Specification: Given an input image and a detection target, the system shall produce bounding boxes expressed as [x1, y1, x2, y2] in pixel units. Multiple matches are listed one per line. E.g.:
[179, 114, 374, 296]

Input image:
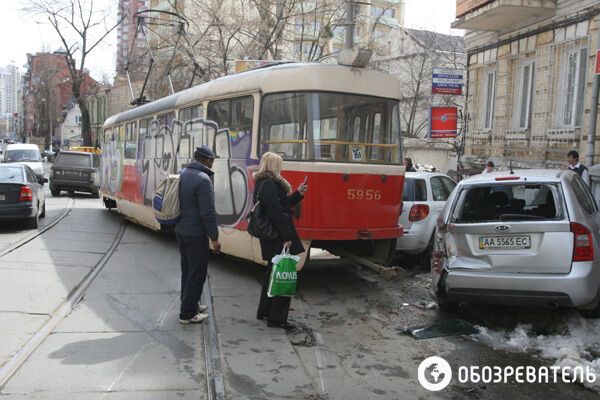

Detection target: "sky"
[0, 0, 462, 82]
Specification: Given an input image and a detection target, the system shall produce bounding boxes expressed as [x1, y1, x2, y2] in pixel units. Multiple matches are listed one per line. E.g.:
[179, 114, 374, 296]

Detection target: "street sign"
[430, 107, 458, 138]
[432, 68, 463, 95]
[595, 50, 600, 75]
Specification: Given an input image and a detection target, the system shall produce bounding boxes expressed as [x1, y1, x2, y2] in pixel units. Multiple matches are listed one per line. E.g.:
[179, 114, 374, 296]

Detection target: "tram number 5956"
[347, 189, 381, 200]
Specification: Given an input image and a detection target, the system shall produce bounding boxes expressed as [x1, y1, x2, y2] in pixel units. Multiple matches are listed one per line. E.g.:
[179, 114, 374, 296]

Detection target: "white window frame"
[483, 70, 496, 130]
[517, 61, 535, 129]
[561, 47, 588, 127]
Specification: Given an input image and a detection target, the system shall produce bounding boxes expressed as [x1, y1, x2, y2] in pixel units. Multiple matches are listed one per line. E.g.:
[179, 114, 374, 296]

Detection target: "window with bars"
[518, 62, 535, 129]
[562, 48, 587, 127]
[484, 70, 496, 130]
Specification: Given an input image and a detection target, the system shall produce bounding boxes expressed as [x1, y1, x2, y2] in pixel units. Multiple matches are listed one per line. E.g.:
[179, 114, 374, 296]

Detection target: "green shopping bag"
[267, 248, 300, 297]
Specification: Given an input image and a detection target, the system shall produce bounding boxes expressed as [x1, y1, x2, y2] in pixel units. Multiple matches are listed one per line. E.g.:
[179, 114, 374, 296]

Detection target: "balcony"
[505, 129, 529, 147]
[452, 0, 556, 31]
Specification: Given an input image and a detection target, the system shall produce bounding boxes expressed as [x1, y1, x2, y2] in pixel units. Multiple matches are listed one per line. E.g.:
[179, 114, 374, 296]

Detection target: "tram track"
[0, 203, 225, 398]
[0, 212, 126, 388]
[0, 197, 75, 258]
[203, 275, 226, 400]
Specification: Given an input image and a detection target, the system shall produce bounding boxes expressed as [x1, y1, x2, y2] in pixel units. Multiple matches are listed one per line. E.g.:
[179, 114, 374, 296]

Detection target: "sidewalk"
[0, 214, 207, 399]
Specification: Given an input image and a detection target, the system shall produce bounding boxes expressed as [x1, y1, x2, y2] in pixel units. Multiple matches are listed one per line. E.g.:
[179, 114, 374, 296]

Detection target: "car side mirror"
[41, 178, 48, 185]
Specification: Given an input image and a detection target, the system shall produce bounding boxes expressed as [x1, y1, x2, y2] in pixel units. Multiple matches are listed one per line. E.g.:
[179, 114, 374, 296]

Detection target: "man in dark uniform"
[567, 150, 590, 186]
[176, 146, 221, 324]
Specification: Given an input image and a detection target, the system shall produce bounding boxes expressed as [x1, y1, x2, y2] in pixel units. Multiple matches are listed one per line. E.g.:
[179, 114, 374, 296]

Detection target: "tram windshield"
[260, 92, 401, 164]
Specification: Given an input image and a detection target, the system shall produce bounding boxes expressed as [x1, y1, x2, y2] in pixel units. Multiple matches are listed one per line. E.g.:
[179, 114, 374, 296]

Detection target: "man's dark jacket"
[175, 162, 219, 240]
[253, 172, 304, 261]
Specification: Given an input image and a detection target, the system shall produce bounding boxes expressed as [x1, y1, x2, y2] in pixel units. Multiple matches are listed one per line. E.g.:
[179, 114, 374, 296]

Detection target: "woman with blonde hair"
[253, 152, 308, 330]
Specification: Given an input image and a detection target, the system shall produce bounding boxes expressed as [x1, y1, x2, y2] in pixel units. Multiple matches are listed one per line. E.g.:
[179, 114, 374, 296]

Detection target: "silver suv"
[432, 169, 600, 317]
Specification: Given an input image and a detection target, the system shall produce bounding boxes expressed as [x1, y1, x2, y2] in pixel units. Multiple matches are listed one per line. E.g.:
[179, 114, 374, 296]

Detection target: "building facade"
[116, 0, 148, 76]
[455, 0, 600, 169]
[0, 64, 20, 115]
[23, 51, 99, 145]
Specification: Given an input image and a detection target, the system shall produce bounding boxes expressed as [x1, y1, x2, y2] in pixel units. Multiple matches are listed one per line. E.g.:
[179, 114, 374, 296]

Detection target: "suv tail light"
[19, 186, 33, 202]
[409, 204, 429, 222]
[571, 222, 594, 262]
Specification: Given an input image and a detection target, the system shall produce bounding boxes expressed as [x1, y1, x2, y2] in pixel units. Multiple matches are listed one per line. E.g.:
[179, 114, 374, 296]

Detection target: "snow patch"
[475, 314, 600, 392]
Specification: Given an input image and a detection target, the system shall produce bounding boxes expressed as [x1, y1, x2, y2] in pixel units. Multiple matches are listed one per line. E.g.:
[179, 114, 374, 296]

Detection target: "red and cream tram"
[100, 63, 405, 267]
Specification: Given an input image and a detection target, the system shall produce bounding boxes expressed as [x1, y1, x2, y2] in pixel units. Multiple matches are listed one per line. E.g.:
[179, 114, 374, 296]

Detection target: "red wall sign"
[595, 50, 600, 75]
[430, 107, 458, 138]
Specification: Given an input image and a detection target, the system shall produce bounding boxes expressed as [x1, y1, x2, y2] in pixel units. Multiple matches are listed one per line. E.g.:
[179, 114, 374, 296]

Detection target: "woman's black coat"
[253, 175, 304, 261]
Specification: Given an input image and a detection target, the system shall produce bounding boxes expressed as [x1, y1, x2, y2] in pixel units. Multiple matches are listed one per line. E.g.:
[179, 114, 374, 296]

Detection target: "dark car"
[50, 151, 100, 197]
[0, 164, 47, 228]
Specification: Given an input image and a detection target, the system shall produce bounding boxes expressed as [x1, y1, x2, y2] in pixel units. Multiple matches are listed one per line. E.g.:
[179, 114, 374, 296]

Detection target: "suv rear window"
[403, 178, 427, 202]
[453, 183, 563, 222]
[55, 153, 92, 168]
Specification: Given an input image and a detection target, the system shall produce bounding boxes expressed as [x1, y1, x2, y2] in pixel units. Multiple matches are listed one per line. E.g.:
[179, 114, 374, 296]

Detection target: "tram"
[100, 63, 405, 267]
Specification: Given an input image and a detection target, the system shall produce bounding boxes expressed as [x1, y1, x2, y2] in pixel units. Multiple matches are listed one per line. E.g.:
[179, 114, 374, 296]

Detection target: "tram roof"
[104, 63, 401, 127]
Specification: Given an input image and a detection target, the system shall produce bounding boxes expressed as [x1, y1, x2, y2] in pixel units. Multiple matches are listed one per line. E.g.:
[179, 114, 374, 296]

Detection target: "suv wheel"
[50, 187, 60, 196]
[92, 189, 100, 198]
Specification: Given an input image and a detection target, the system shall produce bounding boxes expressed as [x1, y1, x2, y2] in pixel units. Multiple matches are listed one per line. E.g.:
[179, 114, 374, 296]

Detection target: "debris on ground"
[401, 319, 479, 339]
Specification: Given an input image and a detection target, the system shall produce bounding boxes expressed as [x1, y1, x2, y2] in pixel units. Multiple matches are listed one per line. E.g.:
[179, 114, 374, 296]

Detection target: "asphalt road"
[0, 187, 597, 399]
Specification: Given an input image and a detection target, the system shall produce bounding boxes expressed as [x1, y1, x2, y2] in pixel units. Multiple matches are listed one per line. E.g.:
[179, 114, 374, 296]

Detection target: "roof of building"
[405, 29, 465, 54]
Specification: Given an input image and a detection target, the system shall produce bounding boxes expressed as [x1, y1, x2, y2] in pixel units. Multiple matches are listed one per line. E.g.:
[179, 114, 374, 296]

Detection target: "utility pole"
[345, 1, 355, 49]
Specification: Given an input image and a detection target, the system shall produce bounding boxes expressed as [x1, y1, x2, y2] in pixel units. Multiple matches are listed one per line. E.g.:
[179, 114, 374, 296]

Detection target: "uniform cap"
[194, 145, 215, 160]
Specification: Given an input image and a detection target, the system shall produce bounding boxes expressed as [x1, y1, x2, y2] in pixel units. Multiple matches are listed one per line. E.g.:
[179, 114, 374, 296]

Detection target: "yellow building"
[455, 0, 600, 169]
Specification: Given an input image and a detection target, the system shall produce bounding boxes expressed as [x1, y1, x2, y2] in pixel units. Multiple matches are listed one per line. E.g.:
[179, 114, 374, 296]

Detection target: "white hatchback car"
[396, 172, 456, 267]
[432, 169, 600, 317]
[4, 144, 44, 179]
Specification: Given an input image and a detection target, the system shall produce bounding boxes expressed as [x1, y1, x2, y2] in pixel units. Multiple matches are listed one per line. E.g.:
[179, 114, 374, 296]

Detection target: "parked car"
[0, 164, 47, 228]
[50, 151, 100, 197]
[3, 143, 44, 179]
[43, 147, 56, 162]
[432, 169, 600, 317]
[397, 172, 456, 268]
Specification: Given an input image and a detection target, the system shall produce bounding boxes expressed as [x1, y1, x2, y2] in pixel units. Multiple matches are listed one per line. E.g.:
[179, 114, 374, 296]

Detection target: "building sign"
[432, 68, 463, 95]
[596, 50, 600, 75]
[429, 107, 458, 138]
[456, 0, 494, 18]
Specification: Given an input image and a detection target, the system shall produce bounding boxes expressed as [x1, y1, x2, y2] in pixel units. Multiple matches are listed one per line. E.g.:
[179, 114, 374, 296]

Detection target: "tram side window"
[125, 122, 137, 159]
[180, 105, 204, 160]
[103, 128, 112, 144]
[207, 96, 253, 159]
[139, 118, 151, 158]
[156, 112, 174, 159]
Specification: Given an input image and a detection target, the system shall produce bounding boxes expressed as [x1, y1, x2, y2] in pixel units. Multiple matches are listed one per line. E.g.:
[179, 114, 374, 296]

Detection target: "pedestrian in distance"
[175, 145, 221, 324]
[566, 150, 591, 186]
[254, 152, 308, 331]
[482, 160, 495, 174]
[403, 157, 417, 172]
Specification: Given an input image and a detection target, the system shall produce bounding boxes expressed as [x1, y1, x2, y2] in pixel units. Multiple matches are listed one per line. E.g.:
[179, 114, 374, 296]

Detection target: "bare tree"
[382, 29, 465, 138]
[25, 0, 123, 146]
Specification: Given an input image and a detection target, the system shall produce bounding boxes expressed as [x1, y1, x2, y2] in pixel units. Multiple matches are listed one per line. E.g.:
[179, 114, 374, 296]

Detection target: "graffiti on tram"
[101, 116, 251, 228]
